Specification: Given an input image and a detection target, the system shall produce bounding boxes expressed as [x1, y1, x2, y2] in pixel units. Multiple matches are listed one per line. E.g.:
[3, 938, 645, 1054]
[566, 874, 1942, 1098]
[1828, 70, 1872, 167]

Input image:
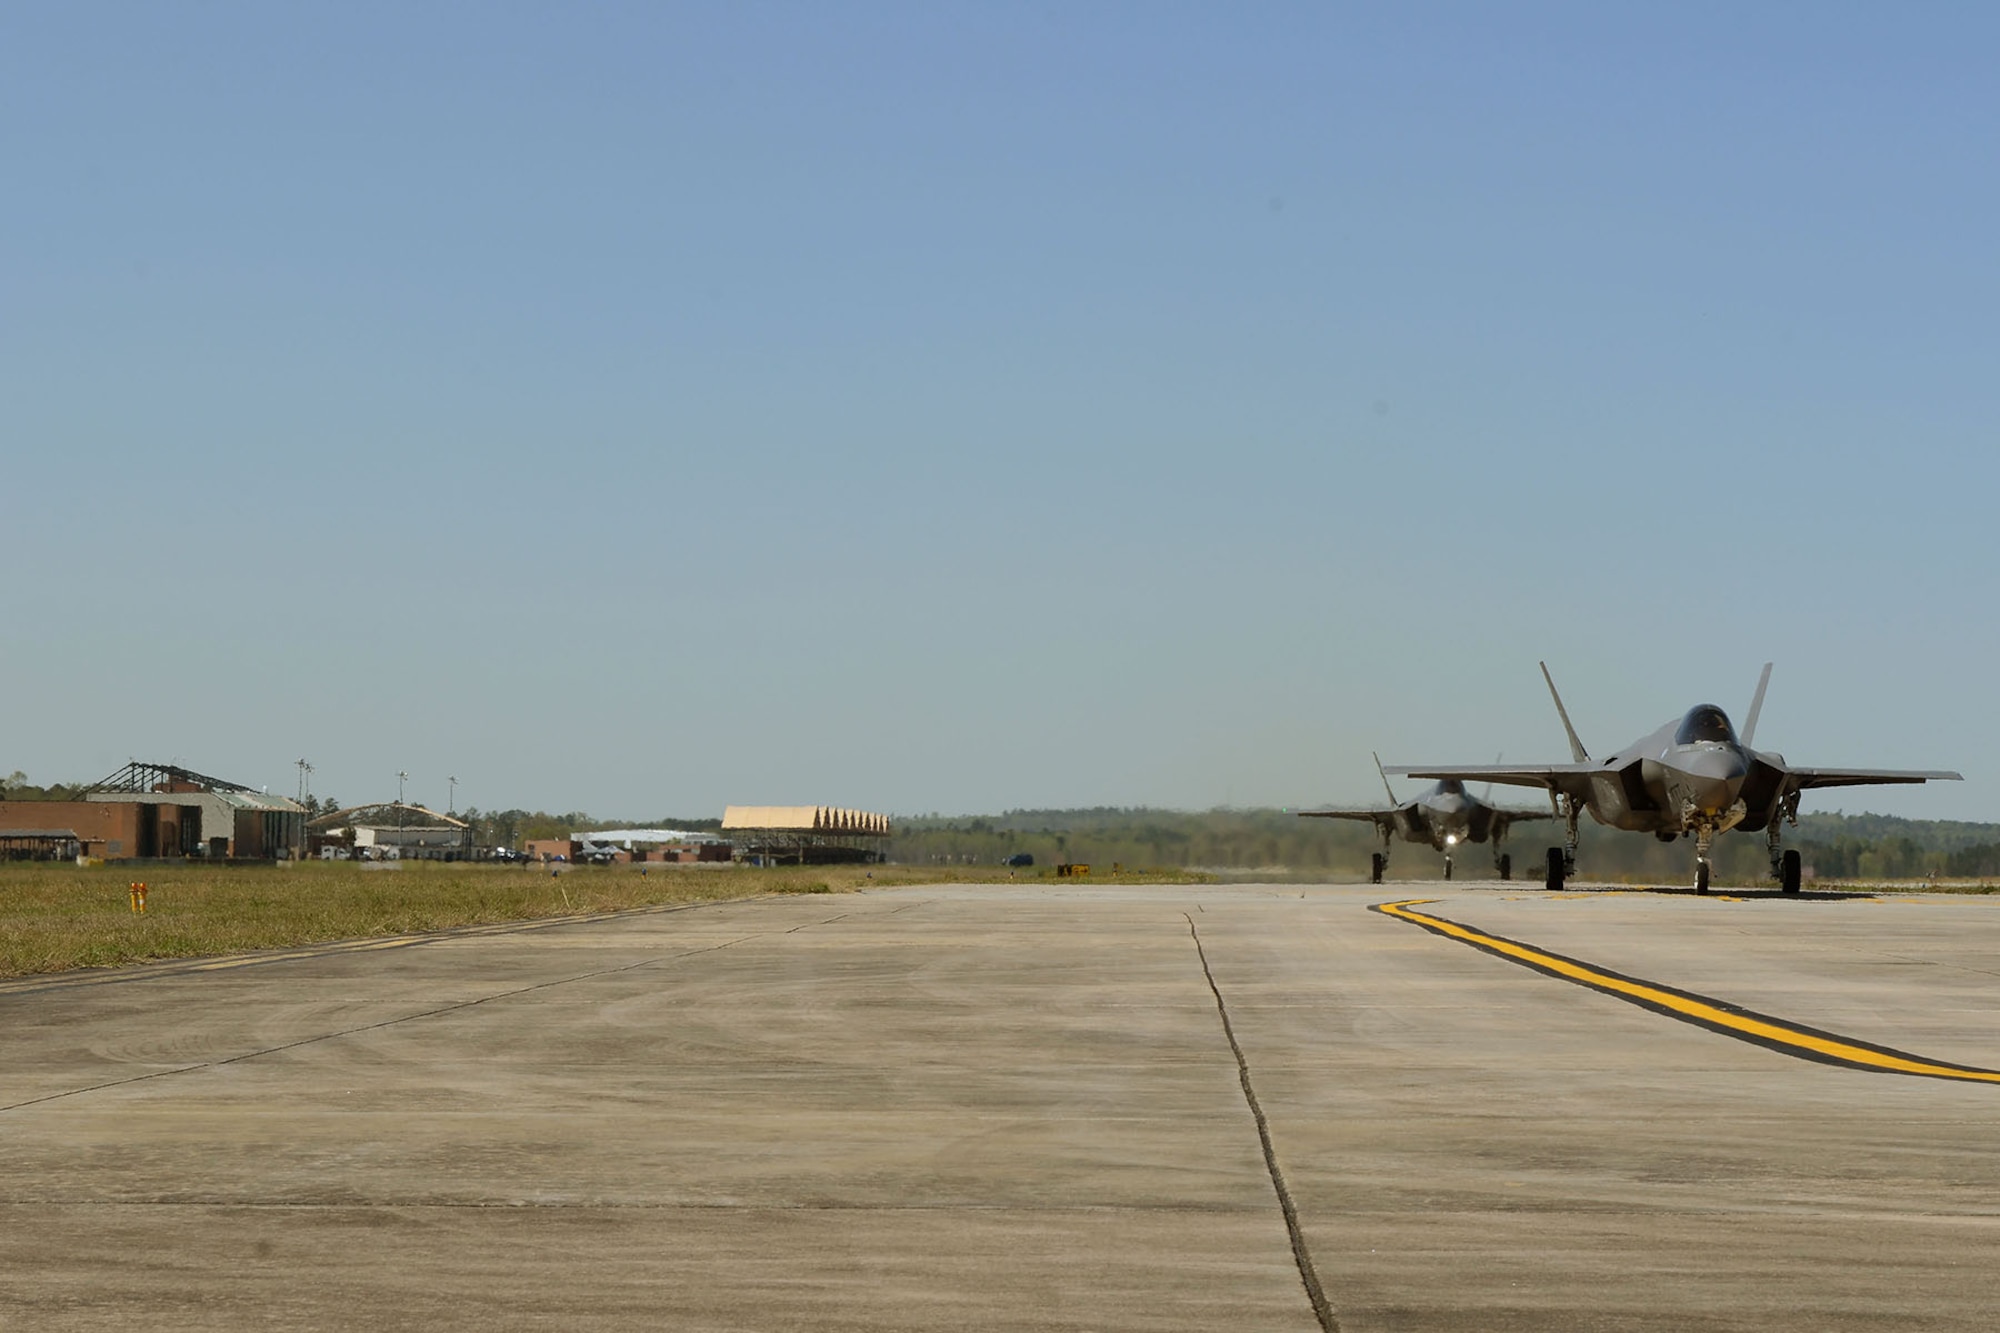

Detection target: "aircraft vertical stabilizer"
[1742, 662, 1773, 748]
[1539, 662, 1590, 763]
[1372, 752, 1399, 804]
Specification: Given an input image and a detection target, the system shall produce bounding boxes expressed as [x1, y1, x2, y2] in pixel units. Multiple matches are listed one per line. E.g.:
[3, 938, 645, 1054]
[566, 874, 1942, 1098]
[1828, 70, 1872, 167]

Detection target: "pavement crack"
[1183, 913, 1340, 1333]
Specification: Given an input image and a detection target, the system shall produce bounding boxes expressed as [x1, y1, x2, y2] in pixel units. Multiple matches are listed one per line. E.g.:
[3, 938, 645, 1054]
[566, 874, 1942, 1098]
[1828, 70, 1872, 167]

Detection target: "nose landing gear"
[1692, 819, 1717, 895]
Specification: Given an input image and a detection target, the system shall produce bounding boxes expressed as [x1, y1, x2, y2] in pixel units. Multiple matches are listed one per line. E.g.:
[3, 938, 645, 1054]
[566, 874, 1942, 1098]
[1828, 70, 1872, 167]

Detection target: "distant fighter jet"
[1387, 663, 1960, 894]
[1298, 753, 1551, 884]
[574, 838, 625, 865]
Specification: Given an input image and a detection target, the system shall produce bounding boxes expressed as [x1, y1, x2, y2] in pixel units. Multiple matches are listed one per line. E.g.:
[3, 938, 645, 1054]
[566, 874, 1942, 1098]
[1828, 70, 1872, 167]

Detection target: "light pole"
[293, 758, 313, 860]
[448, 775, 457, 814]
[397, 771, 408, 859]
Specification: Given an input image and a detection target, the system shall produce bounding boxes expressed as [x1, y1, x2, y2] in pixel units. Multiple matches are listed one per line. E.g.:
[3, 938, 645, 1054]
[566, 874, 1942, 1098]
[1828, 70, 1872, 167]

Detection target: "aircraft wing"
[1780, 766, 1962, 791]
[1739, 758, 1959, 825]
[1386, 763, 1597, 799]
[1488, 807, 1555, 830]
[1295, 808, 1398, 829]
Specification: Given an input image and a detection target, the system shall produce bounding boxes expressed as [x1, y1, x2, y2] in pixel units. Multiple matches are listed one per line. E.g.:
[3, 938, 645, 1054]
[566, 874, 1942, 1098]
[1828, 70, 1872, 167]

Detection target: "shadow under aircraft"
[1298, 753, 1551, 884]
[1387, 663, 1960, 894]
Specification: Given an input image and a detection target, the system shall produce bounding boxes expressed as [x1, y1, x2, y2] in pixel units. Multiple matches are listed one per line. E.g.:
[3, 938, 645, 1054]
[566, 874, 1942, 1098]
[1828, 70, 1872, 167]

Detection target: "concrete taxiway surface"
[7, 882, 2000, 1330]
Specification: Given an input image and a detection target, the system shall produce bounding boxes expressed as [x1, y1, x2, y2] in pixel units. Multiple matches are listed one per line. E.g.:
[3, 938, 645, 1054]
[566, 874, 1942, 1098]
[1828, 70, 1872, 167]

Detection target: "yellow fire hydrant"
[128, 882, 148, 914]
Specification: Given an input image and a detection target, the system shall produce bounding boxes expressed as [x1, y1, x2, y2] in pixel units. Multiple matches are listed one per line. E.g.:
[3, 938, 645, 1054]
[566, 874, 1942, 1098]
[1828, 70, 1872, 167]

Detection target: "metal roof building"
[78, 761, 306, 859]
[308, 803, 472, 859]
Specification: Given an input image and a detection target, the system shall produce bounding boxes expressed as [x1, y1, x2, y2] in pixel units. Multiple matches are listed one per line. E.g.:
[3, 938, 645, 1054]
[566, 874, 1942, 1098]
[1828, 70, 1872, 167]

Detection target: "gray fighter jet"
[1387, 664, 1960, 894]
[1298, 753, 1550, 884]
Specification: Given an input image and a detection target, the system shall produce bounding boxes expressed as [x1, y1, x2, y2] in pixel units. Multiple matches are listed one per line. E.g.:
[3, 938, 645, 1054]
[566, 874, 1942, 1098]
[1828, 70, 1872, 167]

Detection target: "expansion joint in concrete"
[1183, 913, 1340, 1333]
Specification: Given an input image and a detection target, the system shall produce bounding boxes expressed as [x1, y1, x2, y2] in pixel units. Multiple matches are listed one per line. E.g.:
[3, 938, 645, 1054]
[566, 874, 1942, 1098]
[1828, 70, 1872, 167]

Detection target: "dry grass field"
[0, 860, 1209, 978]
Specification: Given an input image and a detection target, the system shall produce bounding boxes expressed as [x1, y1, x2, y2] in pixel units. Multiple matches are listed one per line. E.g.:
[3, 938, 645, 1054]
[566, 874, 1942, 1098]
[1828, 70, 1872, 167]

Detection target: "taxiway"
[6, 882, 2000, 1330]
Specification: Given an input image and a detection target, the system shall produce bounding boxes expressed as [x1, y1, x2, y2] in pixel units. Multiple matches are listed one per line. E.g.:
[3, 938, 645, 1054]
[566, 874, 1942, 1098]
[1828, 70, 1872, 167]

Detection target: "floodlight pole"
[294, 758, 313, 861]
[448, 775, 457, 814]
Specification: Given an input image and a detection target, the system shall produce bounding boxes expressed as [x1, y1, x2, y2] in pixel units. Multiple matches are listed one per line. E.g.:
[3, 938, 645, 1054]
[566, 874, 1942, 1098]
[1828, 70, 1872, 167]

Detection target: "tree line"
[8, 770, 1994, 881]
[1, 772, 86, 802]
[888, 806, 2000, 883]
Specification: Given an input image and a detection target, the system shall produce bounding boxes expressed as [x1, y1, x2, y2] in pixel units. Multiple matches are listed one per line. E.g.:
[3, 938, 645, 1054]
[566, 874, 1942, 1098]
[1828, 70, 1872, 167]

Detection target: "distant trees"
[1945, 843, 2000, 878]
[3, 762, 1981, 879]
[886, 807, 2000, 882]
[891, 807, 1377, 872]
[451, 808, 723, 850]
[1, 771, 85, 801]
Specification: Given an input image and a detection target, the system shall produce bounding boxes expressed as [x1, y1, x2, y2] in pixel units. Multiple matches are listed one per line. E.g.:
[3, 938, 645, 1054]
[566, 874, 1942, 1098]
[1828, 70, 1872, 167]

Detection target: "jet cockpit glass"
[1675, 705, 1737, 746]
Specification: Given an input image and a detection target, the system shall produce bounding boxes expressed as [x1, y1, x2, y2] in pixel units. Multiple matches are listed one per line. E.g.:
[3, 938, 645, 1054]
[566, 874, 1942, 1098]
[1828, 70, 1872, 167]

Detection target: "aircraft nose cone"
[1679, 748, 1749, 814]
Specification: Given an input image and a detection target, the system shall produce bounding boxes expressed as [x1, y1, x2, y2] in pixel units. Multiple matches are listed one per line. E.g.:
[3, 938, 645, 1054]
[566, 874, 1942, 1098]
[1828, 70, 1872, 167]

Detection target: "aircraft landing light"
[1373, 899, 2000, 1085]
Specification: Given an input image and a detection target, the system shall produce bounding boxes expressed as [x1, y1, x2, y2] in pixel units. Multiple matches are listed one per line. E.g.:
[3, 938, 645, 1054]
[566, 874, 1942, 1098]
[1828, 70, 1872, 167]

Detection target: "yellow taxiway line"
[1373, 898, 2000, 1084]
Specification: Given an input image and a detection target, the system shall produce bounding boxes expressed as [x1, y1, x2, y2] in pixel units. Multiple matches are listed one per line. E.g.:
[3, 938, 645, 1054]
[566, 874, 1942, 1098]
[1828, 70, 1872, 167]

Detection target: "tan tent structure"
[721, 806, 891, 863]
[722, 806, 891, 835]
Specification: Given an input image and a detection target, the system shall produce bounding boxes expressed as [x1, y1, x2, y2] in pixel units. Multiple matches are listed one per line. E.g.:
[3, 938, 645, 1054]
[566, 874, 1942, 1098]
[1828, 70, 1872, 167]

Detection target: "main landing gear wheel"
[1695, 860, 1711, 895]
[1370, 852, 1386, 886]
[1545, 847, 1566, 892]
[1497, 853, 1511, 882]
[1780, 848, 1802, 895]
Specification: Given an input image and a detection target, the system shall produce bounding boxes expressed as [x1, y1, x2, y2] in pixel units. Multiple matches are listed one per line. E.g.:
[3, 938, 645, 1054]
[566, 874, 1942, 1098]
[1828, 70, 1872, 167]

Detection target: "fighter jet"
[1386, 663, 1960, 894]
[1298, 753, 1551, 884]
[573, 837, 626, 865]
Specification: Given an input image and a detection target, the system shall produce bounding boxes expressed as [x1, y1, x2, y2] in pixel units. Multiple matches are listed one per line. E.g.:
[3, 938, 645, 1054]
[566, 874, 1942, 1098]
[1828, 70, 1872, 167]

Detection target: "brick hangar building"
[0, 761, 306, 861]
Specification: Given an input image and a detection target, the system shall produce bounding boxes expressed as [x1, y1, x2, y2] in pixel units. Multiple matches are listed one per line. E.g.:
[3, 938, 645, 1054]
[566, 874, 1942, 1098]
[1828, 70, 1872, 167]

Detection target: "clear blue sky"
[6, 3, 1995, 820]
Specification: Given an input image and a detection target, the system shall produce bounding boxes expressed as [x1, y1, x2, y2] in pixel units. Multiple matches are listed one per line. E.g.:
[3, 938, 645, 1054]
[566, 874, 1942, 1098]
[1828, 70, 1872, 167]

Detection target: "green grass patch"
[0, 861, 1214, 978]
